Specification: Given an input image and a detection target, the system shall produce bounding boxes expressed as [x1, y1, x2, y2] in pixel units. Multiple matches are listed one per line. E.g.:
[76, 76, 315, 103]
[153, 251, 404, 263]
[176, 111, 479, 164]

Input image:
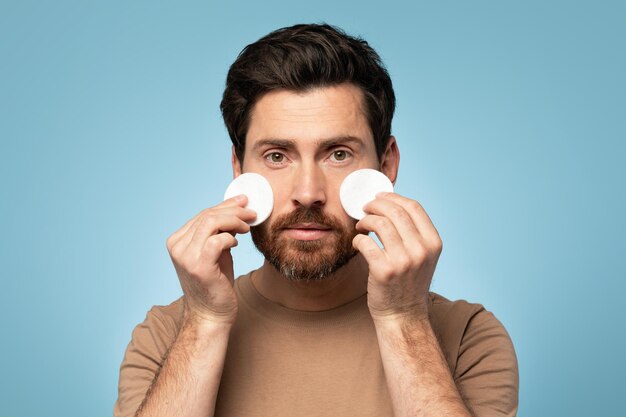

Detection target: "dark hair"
[220, 23, 396, 162]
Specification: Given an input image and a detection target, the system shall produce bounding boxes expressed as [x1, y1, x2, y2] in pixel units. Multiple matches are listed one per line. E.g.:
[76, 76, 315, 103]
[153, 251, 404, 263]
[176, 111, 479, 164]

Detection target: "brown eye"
[268, 152, 284, 163]
[333, 150, 348, 161]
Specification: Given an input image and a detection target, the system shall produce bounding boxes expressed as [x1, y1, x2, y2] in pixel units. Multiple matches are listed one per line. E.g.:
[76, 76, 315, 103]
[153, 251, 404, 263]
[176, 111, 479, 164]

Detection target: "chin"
[272, 252, 358, 282]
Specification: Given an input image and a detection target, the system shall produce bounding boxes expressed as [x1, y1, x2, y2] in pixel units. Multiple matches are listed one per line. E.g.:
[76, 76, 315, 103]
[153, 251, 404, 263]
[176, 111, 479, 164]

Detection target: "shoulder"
[428, 291, 486, 324]
[114, 297, 185, 417]
[427, 291, 486, 355]
[427, 291, 516, 373]
[125, 296, 185, 361]
[427, 292, 519, 416]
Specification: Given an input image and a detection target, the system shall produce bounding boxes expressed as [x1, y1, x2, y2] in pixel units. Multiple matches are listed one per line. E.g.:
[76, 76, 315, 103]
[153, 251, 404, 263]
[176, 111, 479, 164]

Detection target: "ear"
[231, 146, 242, 178]
[380, 136, 400, 185]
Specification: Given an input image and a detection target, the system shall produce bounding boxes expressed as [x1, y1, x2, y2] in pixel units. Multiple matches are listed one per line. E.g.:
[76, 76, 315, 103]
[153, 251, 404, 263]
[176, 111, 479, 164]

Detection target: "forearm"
[375, 314, 472, 417]
[135, 315, 231, 417]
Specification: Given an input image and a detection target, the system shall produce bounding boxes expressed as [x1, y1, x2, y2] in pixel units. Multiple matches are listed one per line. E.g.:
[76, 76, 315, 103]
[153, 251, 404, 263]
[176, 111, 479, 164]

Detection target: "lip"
[285, 222, 331, 230]
[282, 223, 333, 241]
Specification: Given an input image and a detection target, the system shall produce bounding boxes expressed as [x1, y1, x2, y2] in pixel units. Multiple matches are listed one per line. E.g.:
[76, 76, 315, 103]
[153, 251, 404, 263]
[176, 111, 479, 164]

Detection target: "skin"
[136, 83, 473, 417]
[236, 83, 396, 311]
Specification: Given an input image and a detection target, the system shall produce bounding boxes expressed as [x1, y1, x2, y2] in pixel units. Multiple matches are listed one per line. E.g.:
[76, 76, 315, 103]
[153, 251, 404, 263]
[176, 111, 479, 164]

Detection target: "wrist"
[183, 306, 236, 332]
[369, 303, 429, 325]
[178, 313, 233, 350]
[183, 298, 238, 326]
[371, 307, 431, 337]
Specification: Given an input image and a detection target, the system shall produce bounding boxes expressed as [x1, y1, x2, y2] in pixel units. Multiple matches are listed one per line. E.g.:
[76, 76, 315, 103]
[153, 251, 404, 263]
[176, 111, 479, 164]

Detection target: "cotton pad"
[224, 173, 274, 226]
[339, 169, 394, 220]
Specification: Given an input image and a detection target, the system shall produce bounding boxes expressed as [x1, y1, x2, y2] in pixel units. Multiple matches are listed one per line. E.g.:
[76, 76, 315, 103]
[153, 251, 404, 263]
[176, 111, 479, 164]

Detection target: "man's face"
[233, 83, 387, 281]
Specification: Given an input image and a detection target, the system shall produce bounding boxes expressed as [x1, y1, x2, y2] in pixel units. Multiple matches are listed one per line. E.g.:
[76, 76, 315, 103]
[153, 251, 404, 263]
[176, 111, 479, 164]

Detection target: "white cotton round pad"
[339, 169, 394, 220]
[223, 173, 274, 226]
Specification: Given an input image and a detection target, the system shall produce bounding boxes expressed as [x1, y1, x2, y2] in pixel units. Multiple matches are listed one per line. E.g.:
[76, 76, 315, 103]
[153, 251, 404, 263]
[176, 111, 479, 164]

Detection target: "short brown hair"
[220, 23, 396, 162]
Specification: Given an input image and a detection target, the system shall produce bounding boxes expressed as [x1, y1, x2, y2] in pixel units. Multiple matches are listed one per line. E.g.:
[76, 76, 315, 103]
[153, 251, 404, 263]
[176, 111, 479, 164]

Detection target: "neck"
[251, 254, 369, 311]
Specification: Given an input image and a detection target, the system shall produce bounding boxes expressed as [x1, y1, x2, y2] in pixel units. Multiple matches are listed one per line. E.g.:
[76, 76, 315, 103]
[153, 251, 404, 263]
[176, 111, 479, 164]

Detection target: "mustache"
[271, 206, 342, 230]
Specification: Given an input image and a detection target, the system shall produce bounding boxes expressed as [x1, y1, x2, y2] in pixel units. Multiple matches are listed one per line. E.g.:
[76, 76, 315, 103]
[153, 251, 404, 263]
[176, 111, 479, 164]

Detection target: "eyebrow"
[251, 136, 365, 152]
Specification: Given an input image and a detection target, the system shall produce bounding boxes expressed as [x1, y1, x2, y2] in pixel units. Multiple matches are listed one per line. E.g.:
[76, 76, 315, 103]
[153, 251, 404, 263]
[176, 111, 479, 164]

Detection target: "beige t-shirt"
[114, 272, 518, 417]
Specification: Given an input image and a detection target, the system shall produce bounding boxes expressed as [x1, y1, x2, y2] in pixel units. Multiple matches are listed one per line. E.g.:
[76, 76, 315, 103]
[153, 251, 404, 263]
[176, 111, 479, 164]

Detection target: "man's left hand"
[352, 192, 443, 322]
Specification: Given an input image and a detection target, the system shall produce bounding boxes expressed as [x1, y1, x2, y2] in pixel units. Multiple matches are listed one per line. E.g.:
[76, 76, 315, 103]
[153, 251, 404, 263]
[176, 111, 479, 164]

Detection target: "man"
[114, 24, 518, 417]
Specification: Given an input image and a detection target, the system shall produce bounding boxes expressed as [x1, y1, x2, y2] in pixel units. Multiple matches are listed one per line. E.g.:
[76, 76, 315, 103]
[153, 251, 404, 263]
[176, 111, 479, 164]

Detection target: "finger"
[167, 199, 253, 248]
[221, 194, 248, 207]
[375, 192, 441, 248]
[201, 232, 239, 260]
[171, 209, 251, 257]
[203, 232, 239, 286]
[352, 234, 385, 267]
[353, 234, 396, 282]
[361, 197, 422, 248]
[356, 214, 410, 262]
[175, 195, 247, 236]
[212, 205, 258, 225]
[186, 214, 251, 255]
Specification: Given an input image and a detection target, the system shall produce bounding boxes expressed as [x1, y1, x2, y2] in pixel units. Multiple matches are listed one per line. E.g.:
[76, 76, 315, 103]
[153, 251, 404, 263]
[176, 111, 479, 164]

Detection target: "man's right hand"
[165, 195, 256, 325]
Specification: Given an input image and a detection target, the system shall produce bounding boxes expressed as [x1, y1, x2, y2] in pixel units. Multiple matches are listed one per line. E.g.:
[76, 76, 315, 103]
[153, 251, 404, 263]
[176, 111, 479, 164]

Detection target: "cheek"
[269, 186, 291, 216]
[327, 177, 348, 215]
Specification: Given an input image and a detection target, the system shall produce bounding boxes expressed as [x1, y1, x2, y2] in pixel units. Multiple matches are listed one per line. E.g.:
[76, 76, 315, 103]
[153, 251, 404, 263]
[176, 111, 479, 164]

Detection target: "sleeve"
[113, 306, 178, 417]
[454, 309, 519, 417]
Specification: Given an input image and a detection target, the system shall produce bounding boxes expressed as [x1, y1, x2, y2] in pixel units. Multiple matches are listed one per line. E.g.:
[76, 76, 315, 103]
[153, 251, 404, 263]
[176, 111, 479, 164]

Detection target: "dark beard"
[251, 205, 358, 281]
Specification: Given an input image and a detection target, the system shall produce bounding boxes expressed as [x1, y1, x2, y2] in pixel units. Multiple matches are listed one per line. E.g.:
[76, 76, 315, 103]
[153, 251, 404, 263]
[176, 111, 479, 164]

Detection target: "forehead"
[246, 83, 374, 149]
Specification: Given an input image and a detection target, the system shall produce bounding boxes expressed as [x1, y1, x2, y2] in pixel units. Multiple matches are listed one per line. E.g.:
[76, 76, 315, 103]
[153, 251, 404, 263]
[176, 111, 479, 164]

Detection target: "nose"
[290, 162, 327, 209]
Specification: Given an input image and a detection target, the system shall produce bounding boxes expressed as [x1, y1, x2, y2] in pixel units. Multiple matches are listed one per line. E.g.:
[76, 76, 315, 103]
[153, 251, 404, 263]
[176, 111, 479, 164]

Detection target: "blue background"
[1, 1, 624, 416]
